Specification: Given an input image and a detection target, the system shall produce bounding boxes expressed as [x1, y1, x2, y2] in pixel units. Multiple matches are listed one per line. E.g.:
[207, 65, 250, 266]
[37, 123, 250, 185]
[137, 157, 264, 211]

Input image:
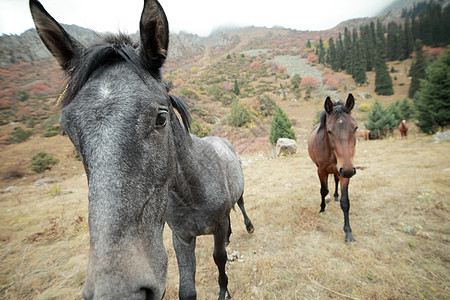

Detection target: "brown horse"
[398, 119, 408, 139]
[356, 129, 370, 141]
[308, 94, 357, 242]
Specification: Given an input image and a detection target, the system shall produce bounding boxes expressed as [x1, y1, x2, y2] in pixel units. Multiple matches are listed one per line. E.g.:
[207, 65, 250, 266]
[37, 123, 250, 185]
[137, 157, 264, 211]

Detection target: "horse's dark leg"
[318, 170, 328, 213]
[213, 218, 231, 300]
[172, 234, 197, 300]
[225, 215, 232, 247]
[339, 178, 355, 242]
[333, 174, 340, 202]
[237, 195, 254, 234]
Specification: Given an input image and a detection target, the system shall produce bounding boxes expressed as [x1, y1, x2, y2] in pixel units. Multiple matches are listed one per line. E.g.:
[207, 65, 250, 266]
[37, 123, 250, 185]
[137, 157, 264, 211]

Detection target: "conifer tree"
[344, 27, 353, 74]
[269, 107, 296, 145]
[403, 17, 414, 59]
[327, 37, 338, 71]
[336, 33, 345, 71]
[353, 38, 367, 85]
[365, 100, 395, 139]
[360, 25, 375, 71]
[318, 38, 325, 65]
[413, 47, 450, 133]
[374, 38, 394, 95]
[408, 39, 426, 98]
[233, 79, 240, 96]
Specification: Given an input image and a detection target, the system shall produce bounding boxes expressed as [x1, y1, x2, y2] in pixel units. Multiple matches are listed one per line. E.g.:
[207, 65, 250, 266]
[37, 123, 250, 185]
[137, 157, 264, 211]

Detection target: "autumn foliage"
[306, 54, 318, 65]
[300, 76, 320, 89]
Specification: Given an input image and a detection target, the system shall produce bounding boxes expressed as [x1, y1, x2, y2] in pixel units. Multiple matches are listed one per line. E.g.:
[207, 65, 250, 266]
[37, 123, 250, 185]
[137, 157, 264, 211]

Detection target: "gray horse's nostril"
[142, 287, 154, 300]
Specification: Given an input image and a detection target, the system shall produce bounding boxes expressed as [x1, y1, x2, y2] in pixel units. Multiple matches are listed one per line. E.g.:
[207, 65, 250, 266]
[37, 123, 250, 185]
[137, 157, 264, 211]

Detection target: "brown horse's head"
[324, 94, 357, 178]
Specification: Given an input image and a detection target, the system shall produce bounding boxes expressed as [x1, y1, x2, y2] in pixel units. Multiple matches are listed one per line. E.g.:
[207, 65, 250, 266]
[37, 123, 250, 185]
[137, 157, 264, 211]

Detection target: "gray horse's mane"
[58, 33, 191, 131]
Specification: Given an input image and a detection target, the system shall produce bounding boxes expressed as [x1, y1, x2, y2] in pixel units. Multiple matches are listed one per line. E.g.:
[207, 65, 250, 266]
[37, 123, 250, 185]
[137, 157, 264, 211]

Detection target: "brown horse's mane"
[318, 101, 351, 132]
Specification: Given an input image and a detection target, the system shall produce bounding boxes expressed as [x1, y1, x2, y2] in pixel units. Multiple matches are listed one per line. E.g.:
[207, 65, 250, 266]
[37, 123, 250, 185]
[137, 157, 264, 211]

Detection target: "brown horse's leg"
[318, 170, 328, 213]
[333, 174, 339, 202]
[339, 177, 355, 242]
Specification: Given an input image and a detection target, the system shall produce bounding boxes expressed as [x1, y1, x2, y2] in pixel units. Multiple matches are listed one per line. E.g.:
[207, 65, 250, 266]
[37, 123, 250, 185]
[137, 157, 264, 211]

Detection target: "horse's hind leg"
[226, 215, 232, 246]
[237, 195, 254, 234]
[333, 174, 339, 202]
[214, 218, 231, 300]
[318, 170, 328, 212]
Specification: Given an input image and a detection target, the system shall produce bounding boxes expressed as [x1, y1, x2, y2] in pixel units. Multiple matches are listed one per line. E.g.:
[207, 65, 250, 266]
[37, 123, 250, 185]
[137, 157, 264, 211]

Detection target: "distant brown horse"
[398, 119, 408, 139]
[356, 129, 370, 141]
[308, 94, 357, 242]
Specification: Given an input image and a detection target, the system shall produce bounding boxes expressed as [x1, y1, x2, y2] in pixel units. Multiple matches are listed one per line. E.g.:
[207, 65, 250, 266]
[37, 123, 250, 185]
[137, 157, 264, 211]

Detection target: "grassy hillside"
[1, 135, 449, 299]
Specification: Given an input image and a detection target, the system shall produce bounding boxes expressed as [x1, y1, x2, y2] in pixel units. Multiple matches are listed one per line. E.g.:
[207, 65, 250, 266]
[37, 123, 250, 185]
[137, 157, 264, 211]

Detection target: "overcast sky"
[1, 0, 394, 37]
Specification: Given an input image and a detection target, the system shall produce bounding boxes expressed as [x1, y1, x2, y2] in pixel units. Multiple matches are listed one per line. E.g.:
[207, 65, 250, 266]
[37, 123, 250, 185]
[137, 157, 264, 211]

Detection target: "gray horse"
[29, 0, 254, 299]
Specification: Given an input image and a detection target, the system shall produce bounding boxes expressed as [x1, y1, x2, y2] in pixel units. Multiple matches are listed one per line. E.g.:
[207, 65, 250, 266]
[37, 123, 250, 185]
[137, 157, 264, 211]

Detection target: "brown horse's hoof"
[246, 224, 255, 234]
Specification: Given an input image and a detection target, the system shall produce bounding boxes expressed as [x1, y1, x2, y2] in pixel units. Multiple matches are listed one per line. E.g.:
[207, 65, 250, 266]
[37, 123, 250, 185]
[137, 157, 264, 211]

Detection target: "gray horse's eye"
[155, 112, 168, 128]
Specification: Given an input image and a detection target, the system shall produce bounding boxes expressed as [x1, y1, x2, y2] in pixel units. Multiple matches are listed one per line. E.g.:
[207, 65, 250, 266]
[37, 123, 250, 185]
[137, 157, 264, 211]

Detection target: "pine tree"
[365, 100, 396, 139]
[360, 24, 375, 71]
[387, 22, 401, 61]
[413, 47, 450, 133]
[374, 38, 394, 95]
[408, 39, 426, 98]
[336, 33, 345, 71]
[306, 40, 312, 49]
[353, 38, 367, 85]
[344, 27, 353, 74]
[318, 38, 325, 65]
[327, 37, 338, 71]
[403, 17, 414, 59]
[233, 79, 240, 96]
[269, 107, 296, 145]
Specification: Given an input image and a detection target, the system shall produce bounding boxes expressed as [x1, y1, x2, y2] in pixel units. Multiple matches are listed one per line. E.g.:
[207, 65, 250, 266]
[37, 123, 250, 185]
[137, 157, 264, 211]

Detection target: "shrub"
[227, 101, 252, 127]
[12, 127, 33, 143]
[324, 77, 339, 90]
[291, 74, 302, 89]
[30, 151, 59, 177]
[269, 107, 296, 144]
[257, 95, 276, 116]
[300, 76, 320, 89]
[307, 54, 318, 64]
[190, 117, 210, 138]
[359, 103, 371, 112]
[26, 119, 36, 128]
[179, 87, 199, 101]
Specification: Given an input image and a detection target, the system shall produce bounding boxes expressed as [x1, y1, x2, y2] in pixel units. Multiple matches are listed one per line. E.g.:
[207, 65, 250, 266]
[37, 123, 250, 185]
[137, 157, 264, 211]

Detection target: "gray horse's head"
[30, 0, 190, 299]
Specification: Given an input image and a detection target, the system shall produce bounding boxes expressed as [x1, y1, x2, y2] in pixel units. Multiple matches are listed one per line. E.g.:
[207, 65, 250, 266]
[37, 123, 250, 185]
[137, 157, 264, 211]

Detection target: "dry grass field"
[1, 131, 449, 299]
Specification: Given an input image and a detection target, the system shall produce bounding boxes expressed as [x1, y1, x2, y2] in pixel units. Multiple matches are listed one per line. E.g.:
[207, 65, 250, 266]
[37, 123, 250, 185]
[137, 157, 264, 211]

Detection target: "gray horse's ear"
[324, 96, 333, 113]
[29, 0, 84, 71]
[345, 94, 355, 111]
[140, 0, 169, 70]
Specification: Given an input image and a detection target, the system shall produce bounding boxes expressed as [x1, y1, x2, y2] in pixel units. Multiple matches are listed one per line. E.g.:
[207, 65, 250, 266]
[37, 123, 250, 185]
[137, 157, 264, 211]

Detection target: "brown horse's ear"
[345, 94, 355, 111]
[140, 0, 169, 70]
[324, 96, 333, 113]
[29, 0, 84, 71]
